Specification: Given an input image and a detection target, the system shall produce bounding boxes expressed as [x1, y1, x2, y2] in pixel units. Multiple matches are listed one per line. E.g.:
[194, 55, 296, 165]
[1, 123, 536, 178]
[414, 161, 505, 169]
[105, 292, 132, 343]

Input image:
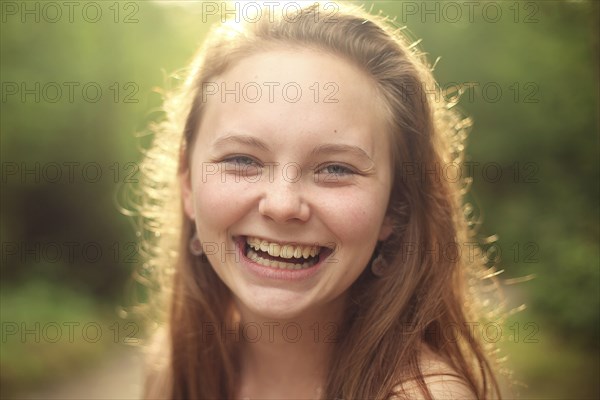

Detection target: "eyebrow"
[310, 143, 374, 164]
[212, 133, 271, 152]
[212, 133, 374, 164]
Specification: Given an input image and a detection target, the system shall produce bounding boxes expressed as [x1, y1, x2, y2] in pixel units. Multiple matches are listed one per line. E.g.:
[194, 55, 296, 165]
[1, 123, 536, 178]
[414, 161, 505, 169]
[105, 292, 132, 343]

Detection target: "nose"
[258, 180, 310, 223]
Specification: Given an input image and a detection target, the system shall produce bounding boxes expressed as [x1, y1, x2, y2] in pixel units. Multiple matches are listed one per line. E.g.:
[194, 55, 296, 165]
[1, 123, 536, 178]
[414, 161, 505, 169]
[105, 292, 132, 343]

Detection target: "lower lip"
[235, 237, 327, 281]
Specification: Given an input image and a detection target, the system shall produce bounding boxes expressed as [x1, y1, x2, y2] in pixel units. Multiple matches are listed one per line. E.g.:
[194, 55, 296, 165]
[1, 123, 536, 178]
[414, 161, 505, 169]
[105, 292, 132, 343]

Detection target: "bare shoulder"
[390, 346, 477, 400]
[391, 377, 476, 400]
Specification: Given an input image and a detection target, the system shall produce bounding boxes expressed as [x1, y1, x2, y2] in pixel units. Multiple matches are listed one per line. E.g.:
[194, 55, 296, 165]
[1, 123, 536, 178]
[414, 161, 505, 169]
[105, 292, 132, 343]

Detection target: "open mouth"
[242, 236, 332, 271]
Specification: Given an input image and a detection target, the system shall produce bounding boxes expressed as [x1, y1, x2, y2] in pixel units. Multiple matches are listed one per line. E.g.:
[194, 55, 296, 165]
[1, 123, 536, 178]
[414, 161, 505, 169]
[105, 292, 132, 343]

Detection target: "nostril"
[258, 193, 310, 223]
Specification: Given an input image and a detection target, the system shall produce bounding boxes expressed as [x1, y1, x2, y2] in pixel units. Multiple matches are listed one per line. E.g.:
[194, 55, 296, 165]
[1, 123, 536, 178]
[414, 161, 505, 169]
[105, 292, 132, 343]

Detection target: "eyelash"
[315, 163, 356, 176]
[221, 155, 261, 167]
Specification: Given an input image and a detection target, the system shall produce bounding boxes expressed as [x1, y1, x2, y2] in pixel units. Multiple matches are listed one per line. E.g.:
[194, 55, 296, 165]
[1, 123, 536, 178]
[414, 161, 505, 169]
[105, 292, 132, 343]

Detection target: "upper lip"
[238, 235, 336, 250]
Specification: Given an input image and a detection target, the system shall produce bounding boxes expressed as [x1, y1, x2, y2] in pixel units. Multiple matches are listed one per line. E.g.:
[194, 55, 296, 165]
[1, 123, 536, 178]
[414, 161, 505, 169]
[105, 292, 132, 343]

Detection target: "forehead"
[198, 49, 390, 153]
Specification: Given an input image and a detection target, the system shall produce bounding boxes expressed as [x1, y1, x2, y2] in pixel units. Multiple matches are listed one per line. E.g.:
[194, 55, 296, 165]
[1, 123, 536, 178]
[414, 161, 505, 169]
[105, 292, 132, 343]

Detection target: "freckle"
[334, 129, 337, 133]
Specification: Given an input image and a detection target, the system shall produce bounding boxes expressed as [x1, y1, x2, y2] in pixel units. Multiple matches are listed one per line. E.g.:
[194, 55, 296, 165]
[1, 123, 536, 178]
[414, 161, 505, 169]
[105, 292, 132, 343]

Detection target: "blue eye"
[318, 164, 355, 176]
[219, 155, 262, 176]
[222, 155, 259, 166]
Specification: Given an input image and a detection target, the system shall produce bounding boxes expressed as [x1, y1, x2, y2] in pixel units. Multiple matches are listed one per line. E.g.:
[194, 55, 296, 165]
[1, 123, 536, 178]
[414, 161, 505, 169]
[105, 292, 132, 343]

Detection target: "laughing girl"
[139, 3, 503, 399]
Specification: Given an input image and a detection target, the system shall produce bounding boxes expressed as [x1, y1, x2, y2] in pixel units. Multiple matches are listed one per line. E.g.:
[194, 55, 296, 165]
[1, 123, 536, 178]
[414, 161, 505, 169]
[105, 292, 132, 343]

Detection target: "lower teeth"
[246, 249, 315, 270]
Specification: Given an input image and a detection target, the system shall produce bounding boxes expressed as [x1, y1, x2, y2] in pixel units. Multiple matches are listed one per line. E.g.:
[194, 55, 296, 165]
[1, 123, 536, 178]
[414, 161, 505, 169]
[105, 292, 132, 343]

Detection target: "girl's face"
[182, 49, 393, 320]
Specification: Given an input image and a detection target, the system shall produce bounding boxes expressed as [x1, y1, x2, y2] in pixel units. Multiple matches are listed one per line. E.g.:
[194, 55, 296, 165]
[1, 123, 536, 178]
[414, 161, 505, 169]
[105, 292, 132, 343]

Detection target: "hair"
[135, 2, 504, 399]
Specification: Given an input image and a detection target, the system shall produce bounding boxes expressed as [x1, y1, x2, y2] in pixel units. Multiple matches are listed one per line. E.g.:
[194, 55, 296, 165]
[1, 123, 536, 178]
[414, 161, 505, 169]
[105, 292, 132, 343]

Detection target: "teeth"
[269, 242, 281, 257]
[302, 247, 311, 258]
[260, 240, 269, 252]
[247, 249, 314, 270]
[282, 245, 294, 259]
[246, 236, 322, 260]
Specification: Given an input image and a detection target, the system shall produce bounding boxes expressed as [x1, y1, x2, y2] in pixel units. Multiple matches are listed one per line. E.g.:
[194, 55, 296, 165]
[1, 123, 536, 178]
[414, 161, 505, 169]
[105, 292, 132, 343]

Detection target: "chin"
[238, 289, 316, 321]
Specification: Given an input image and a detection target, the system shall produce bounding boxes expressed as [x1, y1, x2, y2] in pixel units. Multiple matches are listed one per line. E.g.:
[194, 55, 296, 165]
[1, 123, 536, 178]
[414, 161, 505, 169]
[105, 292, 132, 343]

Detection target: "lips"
[240, 235, 333, 271]
[236, 236, 333, 280]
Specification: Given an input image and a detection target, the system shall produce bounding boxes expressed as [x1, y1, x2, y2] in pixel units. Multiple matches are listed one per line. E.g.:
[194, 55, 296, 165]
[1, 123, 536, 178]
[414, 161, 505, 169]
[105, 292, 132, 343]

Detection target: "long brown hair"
[138, 3, 503, 399]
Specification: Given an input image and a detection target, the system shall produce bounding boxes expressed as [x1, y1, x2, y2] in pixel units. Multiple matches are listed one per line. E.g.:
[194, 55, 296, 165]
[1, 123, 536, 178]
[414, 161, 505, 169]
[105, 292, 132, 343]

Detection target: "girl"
[139, 2, 503, 399]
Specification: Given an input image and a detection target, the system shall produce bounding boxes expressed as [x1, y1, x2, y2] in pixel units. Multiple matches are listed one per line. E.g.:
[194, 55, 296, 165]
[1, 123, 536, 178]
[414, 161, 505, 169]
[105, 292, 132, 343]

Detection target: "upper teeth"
[246, 236, 320, 259]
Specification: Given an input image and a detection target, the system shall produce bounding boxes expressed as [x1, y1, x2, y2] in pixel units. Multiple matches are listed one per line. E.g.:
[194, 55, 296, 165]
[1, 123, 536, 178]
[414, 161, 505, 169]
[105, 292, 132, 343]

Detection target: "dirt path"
[14, 345, 143, 400]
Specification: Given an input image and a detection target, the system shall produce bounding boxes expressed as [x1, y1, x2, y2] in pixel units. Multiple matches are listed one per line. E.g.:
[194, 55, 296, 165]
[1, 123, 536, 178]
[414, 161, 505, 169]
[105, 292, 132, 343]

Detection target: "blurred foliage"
[0, 279, 124, 396]
[1, 0, 598, 398]
[500, 308, 600, 399]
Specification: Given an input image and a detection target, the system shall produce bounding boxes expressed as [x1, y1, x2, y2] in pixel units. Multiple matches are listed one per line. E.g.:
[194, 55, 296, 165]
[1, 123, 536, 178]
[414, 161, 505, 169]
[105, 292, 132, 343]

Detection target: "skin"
[181, 48, 394, 399]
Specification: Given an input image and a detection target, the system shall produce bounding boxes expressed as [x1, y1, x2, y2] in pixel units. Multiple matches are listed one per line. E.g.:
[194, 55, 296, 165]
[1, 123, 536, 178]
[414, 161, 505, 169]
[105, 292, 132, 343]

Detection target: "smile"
[243, 236, 332, 270]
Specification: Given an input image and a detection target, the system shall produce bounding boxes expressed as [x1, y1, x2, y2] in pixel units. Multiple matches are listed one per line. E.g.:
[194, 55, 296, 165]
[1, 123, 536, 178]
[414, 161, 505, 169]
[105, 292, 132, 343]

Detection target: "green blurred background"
[1, 1, 598, 398]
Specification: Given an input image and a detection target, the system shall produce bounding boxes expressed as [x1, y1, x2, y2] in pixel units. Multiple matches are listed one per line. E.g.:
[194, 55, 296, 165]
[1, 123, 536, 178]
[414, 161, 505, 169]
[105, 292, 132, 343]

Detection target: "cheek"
[317, 187, 388, 243]
[191, 174, 254, 234]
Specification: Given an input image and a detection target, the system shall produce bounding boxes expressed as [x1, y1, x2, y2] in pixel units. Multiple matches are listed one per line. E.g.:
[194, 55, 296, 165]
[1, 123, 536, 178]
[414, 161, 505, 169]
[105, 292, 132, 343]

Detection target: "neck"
[234, 296, 347, 400]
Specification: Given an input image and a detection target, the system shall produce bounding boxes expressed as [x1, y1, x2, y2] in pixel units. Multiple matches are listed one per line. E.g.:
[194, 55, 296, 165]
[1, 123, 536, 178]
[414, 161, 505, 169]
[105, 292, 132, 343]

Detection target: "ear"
[180, 168, 195, 220]
[378, 216, 393, 241]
